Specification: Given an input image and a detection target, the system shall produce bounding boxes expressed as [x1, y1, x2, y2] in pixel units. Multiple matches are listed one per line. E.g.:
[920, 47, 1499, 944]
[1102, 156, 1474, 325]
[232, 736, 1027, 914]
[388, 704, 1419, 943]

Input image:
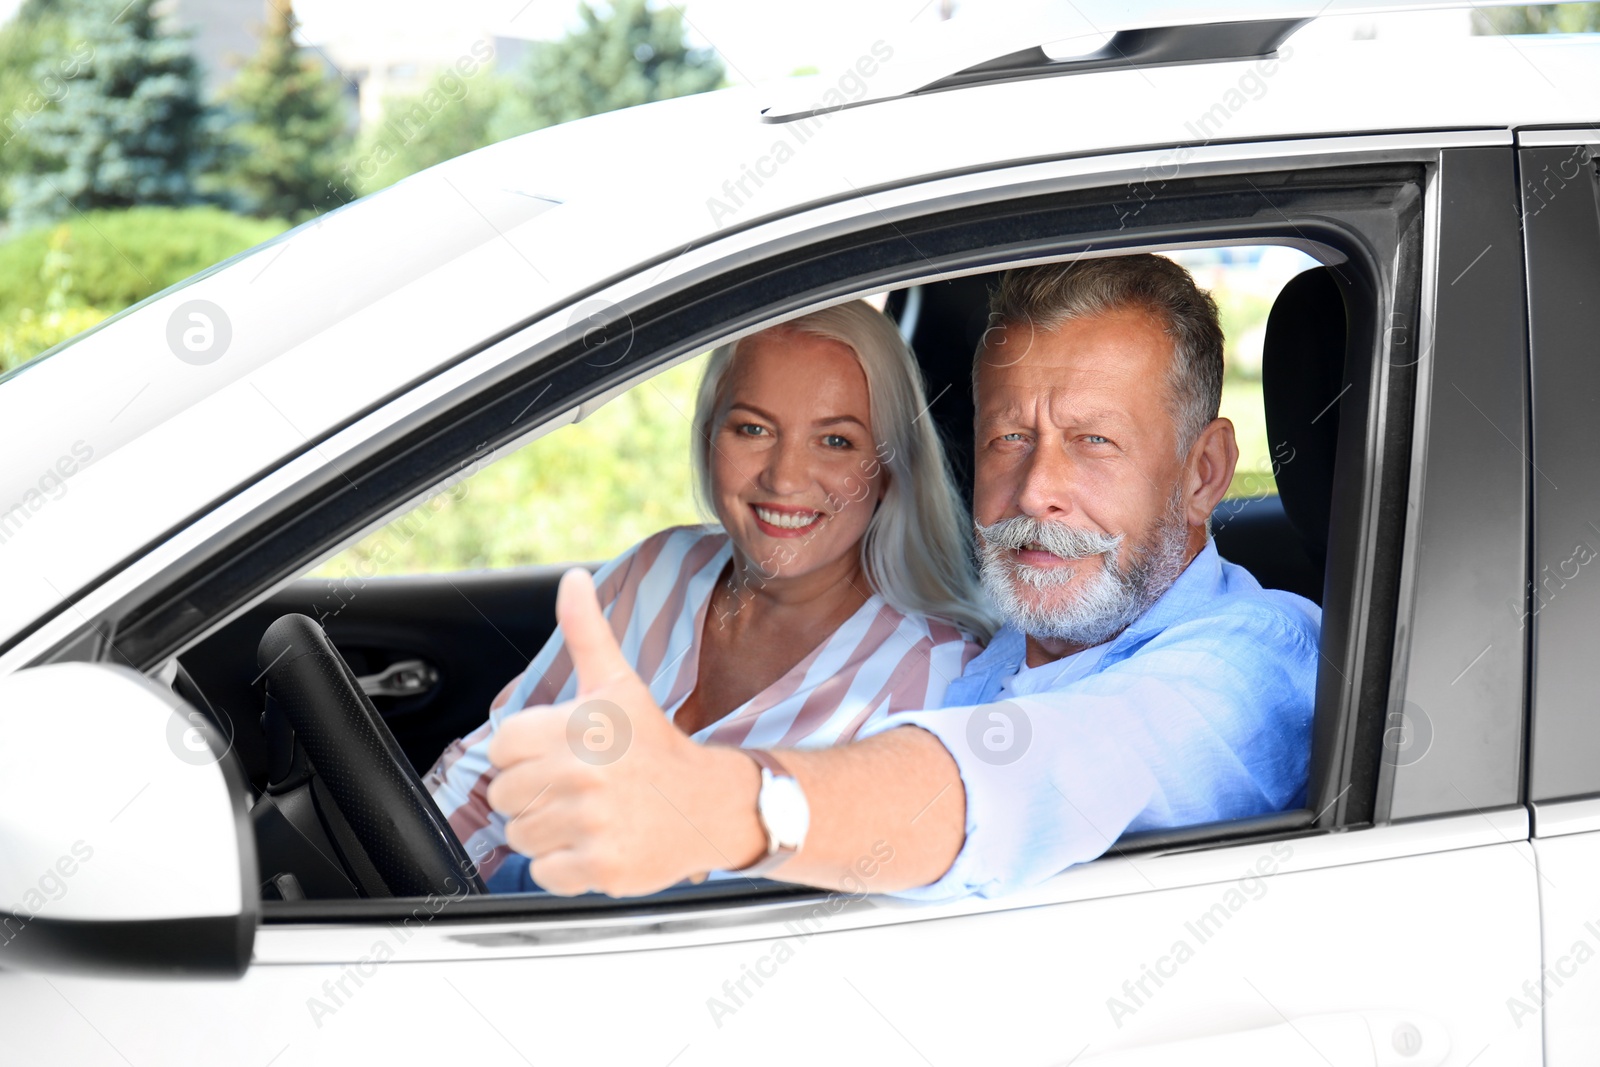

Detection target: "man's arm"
[693, 724, 967, 892]
[484, 568, 969, 897]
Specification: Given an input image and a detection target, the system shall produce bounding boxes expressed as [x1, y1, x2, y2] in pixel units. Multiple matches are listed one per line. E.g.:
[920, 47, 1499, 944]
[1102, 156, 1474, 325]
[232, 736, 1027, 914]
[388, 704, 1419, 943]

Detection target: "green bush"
[0, 205, 289, 323]
[0, 304, 109, 374]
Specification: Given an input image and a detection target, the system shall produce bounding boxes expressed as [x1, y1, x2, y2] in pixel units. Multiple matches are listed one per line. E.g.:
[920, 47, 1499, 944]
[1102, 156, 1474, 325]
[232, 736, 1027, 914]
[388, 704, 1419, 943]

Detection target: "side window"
[1164, 246, 1319, 501]
[313, 355, 711, 578]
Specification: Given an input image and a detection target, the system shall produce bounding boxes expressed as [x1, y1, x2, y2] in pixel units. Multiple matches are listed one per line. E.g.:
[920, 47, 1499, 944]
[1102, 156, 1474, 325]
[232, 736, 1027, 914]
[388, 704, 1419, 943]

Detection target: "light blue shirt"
[858, 539, 1320, 901]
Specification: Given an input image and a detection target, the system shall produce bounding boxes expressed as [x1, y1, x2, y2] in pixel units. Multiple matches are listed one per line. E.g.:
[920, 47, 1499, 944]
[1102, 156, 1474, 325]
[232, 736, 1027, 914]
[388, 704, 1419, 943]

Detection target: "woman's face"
[710, 329, 887, 584]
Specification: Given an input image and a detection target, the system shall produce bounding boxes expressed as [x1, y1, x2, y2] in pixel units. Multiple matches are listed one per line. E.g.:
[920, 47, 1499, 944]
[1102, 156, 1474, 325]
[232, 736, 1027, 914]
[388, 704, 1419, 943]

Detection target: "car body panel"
[0, 822, 1540, 1064]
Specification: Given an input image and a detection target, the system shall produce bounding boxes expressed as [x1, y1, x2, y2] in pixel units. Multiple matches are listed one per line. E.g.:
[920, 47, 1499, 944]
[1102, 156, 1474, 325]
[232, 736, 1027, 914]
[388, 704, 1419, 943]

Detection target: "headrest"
[1260, 267, 1348, 562]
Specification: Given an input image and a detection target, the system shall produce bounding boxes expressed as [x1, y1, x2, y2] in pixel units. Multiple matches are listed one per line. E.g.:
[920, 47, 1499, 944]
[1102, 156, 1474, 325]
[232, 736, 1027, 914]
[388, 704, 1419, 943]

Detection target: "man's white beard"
[975, 491, 1191, 648]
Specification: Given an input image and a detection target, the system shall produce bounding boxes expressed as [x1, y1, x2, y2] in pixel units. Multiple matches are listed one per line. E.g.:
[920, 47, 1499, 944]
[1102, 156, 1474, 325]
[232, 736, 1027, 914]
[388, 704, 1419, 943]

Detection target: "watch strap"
[731, 749, 799, 877]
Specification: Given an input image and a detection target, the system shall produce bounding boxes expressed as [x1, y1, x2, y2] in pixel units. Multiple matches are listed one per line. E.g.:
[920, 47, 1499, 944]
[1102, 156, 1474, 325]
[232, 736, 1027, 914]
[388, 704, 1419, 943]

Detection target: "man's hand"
[485, 568, 765, 896]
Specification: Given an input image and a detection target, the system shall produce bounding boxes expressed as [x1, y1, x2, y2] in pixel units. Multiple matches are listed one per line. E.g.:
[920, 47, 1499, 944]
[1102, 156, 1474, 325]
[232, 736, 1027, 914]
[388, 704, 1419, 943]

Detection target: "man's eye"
[1083, 434, 1110, 445]
[999, 432, 1027, 443]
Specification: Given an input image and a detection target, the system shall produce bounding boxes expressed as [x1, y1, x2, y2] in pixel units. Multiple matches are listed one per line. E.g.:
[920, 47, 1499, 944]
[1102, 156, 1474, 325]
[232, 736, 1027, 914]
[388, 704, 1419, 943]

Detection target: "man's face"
[972, 306, 1202, 654]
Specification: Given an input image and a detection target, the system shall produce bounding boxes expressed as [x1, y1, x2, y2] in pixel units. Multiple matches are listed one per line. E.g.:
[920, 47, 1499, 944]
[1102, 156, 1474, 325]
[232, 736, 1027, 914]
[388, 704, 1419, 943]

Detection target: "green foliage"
[1474, 4, 1600, 32]
[1220, 379, 1275, 499]
[499, 0, 725, 131]
[8, 0, 212, 230]
[1214, 287, 1272, 381]
[345, 51, 506, 197]
[0, 205, 287, 322]
[0, 3, 72, 214]
[314, 357, 710, 577]
[210, 4, 353, 220]
[349, 0, 725, 197]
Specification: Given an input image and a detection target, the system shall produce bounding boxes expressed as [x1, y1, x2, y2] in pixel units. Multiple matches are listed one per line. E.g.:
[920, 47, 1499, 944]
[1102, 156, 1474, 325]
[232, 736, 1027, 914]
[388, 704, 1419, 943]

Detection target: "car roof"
[0, 2, 1596, 655]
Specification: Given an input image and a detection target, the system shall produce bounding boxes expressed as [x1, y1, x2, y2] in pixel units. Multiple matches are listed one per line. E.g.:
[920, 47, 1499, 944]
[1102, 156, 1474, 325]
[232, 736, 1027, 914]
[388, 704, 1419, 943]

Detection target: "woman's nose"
[758, 437, 811, 495]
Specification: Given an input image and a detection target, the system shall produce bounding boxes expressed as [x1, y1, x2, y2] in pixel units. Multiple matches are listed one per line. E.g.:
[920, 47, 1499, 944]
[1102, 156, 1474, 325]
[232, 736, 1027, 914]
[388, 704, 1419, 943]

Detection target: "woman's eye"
[822, 434, 853, 449]
[735, 423, 767, 437]
[999, 432, 1027, 443]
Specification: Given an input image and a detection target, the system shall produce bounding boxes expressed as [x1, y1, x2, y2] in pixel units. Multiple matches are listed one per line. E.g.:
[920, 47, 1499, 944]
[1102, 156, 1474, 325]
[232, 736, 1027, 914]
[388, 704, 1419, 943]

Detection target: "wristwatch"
[731, 750, 810, 877]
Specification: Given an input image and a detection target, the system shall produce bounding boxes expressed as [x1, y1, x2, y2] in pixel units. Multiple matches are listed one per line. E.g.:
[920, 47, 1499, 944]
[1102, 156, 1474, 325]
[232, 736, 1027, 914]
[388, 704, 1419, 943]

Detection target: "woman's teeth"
[755, 506, 821, 529]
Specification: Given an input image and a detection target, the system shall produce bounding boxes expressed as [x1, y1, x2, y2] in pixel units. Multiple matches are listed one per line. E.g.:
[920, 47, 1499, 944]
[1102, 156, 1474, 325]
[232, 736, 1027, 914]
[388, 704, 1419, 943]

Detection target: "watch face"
[761, 772, 811, 849]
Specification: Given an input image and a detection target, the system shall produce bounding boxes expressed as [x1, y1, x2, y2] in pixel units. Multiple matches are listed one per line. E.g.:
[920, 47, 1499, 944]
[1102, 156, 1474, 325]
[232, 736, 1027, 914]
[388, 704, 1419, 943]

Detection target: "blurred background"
[0, 0, 1591, 575]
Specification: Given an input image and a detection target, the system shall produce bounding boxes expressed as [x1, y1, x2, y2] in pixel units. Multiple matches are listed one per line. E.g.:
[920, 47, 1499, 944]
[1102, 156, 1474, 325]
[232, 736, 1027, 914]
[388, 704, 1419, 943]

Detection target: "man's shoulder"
[1124, 573, 1321, 667]
[1094, 544, 1320, 670]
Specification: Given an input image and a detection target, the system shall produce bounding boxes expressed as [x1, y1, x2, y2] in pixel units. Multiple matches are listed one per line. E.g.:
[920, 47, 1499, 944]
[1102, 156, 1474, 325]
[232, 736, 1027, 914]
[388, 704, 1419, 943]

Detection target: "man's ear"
[1185, 417, 1240, 526]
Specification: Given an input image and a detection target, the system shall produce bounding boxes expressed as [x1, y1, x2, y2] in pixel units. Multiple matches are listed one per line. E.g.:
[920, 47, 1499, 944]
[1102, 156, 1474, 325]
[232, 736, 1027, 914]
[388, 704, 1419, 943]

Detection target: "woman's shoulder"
[867, 599, 985, 655]
[597, 524, 729, 599]
[609, 523, 726, 567]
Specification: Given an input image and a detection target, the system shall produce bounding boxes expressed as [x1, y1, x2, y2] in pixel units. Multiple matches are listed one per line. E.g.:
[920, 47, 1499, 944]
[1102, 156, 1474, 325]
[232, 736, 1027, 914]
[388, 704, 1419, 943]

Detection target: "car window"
[317, 248, 1314, 582]
[312, 355, 710, 578]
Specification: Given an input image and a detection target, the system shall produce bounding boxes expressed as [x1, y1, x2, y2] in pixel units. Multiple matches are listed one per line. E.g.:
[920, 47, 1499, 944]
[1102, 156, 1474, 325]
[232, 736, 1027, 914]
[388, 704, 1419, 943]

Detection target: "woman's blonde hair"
[691, 300, 994, 641]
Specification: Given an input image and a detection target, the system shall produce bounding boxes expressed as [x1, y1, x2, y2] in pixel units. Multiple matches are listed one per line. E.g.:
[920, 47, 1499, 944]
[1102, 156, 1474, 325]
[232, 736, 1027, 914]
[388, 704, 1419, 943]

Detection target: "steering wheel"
[257, 613, 485, 897]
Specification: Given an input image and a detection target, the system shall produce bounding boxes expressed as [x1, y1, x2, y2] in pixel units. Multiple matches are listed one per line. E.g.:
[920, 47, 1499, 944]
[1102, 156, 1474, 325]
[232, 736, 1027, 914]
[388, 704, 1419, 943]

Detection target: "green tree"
[211, 1, 353, 220]
[0, 2, 74, 216]
[1474, 4, 1600, 32]
[344, 61, 507, 197]
[8, 0, 210, 229]
[348, 0, 725, 197]
[501, 0, 724, 131]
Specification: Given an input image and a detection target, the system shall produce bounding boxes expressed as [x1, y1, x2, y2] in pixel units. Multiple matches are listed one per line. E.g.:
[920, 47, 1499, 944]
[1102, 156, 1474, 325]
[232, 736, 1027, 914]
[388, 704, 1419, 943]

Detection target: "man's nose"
[1013, 442, 1078, 519]
[758, 436, 811, 496]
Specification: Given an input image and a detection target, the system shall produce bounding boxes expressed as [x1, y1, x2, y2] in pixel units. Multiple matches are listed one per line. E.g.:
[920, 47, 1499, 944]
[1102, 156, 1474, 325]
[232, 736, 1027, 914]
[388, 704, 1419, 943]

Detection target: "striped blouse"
[423, 524, 981, 881]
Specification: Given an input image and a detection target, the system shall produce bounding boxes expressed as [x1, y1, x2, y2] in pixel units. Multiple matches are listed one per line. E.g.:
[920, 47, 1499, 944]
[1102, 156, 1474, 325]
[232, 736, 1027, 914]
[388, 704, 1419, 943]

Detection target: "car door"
[0, 134, 1543, 1066]
[1520, 128, 1600, 1065]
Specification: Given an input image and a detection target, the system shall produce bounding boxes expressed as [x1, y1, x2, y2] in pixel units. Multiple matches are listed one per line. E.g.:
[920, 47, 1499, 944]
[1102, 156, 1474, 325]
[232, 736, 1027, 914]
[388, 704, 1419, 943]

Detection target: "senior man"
[482, 254, 1320, 901]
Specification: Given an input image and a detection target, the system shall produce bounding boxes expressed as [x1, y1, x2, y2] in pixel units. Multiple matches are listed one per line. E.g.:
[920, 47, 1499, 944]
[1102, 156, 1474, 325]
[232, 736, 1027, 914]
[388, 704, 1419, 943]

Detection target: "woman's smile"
[750, 502, 826, 536]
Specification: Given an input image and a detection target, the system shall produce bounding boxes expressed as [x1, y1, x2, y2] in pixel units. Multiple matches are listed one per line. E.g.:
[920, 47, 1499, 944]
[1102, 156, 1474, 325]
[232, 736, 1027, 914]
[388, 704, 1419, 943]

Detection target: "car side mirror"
[0, 663, 256, 976]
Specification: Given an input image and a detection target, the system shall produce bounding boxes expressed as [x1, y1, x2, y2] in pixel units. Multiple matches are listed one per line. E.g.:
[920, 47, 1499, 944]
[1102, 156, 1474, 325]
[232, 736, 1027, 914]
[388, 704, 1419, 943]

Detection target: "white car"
[2, 1, 1597, 1062]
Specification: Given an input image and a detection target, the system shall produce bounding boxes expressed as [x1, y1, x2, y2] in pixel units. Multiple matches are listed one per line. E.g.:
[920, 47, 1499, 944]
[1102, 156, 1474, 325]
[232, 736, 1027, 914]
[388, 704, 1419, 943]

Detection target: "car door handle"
[355, 658, 439, 698]
[1078, 1010, 1447, 1067]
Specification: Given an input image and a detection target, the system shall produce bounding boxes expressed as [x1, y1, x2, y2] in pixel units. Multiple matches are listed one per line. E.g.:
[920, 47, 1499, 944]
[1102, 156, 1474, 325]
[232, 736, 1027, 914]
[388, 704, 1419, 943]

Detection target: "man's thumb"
[556, 567, 633, 696]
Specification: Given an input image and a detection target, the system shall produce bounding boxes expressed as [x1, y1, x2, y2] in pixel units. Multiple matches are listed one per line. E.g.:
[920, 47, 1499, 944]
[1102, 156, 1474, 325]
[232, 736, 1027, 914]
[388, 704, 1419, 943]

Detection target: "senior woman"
[424, 299, 991, 888]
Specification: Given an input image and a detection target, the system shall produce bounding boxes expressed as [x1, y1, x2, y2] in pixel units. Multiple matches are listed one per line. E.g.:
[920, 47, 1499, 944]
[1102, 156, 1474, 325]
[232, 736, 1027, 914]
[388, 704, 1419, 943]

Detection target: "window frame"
[25, 143, 1460, 926]
[1521, 135, 1600, 814]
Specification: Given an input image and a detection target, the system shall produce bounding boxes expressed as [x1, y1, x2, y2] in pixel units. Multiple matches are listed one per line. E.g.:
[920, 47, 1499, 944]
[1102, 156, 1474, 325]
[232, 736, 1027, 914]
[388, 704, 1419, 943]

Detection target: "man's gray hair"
[976, 254, 1225, 457]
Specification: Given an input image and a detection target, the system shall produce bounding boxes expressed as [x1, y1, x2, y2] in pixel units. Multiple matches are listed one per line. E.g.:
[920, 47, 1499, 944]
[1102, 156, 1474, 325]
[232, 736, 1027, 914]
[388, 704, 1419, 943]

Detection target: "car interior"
[171, 244, 1359, 907]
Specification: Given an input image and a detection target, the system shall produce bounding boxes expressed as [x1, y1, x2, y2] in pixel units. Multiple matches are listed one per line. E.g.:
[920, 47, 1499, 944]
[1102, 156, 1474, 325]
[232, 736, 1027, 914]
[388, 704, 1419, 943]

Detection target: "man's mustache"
[975, 515, 1123, 562]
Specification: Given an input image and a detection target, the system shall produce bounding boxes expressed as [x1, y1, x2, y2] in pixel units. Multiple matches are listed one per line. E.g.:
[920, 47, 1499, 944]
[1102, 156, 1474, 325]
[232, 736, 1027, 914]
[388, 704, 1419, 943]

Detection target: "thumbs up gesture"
[486, 568, 764, 896]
